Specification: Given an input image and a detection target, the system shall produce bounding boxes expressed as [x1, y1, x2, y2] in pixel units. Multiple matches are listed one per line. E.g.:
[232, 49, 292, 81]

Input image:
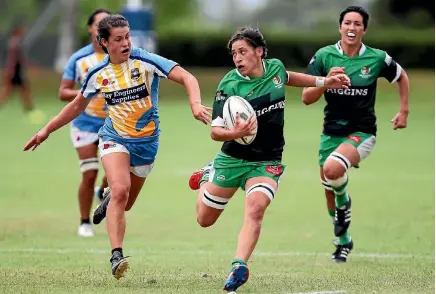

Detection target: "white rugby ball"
[223, 96, 257, 145]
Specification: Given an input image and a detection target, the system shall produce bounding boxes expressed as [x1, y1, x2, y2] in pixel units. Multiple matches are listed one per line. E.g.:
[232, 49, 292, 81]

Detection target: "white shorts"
[70, 126, 99, 149]
[98, 139, 154, 178]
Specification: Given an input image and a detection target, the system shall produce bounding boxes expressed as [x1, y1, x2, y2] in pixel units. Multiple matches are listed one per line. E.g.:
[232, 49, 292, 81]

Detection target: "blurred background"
[0, 0, 434, 71]
[0, 1, 434, 293]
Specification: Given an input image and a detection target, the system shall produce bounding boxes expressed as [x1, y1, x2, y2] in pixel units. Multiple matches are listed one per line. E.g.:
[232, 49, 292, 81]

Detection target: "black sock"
[80, 218, 90, 225]
[112, 248, 123, 256]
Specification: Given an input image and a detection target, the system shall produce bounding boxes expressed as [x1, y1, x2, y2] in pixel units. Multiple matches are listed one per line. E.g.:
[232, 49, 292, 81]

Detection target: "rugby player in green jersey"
[188, 27, 351, 292]
[302, 6, 410, 262]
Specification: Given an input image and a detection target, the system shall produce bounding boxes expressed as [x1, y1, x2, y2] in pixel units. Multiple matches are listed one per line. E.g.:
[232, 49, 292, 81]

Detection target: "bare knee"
[246, 203, 266, 223]
[197, 215, 217, 228]
[81, 170, 98, 186]
[323, 162, 345, 180]
[110, 183, 130, 205]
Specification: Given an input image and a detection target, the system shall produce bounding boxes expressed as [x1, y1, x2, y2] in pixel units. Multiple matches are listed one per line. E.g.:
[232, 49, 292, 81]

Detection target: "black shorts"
[10, 63, 27, 87]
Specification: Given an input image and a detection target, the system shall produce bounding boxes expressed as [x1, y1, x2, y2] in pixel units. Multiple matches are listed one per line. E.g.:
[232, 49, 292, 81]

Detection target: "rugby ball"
[223, 96, 257, 145]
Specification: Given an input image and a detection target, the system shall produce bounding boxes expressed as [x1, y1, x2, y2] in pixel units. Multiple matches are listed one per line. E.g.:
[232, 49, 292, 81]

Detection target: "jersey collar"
[235, 60, 266, 80]
[335, 41, 366, 56]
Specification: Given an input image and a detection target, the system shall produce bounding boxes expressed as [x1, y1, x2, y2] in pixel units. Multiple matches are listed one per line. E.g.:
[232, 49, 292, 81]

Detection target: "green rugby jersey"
[306, 41, 402, 136]
[211, 58, 287, 161]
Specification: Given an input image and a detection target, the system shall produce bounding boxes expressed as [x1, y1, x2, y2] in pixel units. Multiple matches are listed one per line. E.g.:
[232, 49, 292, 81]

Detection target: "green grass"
[0, 70, 434, 293]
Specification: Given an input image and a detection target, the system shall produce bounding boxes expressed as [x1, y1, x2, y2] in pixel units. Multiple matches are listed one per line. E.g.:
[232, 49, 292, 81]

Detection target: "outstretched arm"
[168, 66, 211, 124]
[24, 93, 90, 151]
[300, 67, 346, 105]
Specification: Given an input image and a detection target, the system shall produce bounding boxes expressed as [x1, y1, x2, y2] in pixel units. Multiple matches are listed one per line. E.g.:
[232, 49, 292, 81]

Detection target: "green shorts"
[318, 132, 376, 166]
[203, 152, 286, 190]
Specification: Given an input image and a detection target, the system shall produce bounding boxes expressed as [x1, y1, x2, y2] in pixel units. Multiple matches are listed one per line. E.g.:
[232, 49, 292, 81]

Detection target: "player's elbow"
[210, 130, 220, 141]
[58, 89, 69, 101]
[301, 90, 314, 105]
[210, 127, 226, 142]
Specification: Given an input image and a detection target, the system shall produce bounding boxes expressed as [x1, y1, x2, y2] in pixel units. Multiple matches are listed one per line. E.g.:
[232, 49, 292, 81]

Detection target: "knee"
[246, 203, 266, 223]
[196, 216, 216, 228]
[110, 183, 130, 204]
[82, 170, 98, 185]
[323, 162, 345, 180]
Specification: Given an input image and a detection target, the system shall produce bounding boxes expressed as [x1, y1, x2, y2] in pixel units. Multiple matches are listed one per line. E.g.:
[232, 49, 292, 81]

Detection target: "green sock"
[328, 209, 335, 217]
[335, 192, 350, 208]
[339, 231, 351, 245]
[232, 258, 247, 266]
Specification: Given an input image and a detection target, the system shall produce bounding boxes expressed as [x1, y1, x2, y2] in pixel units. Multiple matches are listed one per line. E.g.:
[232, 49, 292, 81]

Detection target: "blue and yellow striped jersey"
[63, 44, 107, 119]
[81, 48, 177, 141]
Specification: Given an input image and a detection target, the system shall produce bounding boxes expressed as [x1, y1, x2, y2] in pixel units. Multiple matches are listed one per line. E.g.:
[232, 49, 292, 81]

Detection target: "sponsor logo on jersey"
[272, 75, 283, 88]
[131, 68, 140, 81]
[255, 100, 285, 117]
[214, 90, 227, 101]
[102, 83, 149, 105]
[347, 135, 361, 144]
[265, 165, 283, 176]
[359, 66, 371, 79]
[102, 79, 115, 86]
[325, 88, 368, 96]
[217, 175, 226, 181]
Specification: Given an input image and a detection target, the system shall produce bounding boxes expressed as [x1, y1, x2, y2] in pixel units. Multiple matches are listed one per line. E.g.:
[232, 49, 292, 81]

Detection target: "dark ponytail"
[228, 27, 268, 58]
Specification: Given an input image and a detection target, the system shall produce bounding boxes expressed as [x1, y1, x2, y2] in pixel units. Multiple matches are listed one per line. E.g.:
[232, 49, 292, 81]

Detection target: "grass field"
[0, 69, 434, 293]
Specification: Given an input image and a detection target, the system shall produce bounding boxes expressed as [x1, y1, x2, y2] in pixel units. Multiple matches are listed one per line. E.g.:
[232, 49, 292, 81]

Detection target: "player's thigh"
[243, 176, 277, 218]
[99, 140, 131, 200]
[244, 163, 285, 204]
[198, 163, 242, 210]
[326, 132, 375, 174]
[343, 132, 376, 162]
[197, 181, 238, 226]
[318, 133, 343, 167]
[122, 139, 157, 209]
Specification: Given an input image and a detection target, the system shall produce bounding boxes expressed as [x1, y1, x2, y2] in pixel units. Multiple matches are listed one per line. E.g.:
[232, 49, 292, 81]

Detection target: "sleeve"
[379, 51, 403, 83]
[305, 50, 325, 76]
[62, 54, 78, 81]
[276, 59, 290, 84]
[80, 70, 100, 99]
[211, 81, 232, 128]
[139, 49, 178, 78]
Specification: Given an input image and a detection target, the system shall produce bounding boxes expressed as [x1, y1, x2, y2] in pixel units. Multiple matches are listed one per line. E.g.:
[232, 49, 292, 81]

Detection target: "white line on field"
[287, 291, 346, 294]
[0, 248, 432, 260]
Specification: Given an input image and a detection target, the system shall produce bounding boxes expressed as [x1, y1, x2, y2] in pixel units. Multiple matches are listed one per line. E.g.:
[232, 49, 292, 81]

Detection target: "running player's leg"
[196, 182, 238, 227]
[76, 143, 99, 237]
[323, 133, 376, 261]
[0, 82, 12, 107]
[71, 127, 101, 237]
[195, 159, 242, 227]
[319, 134, 340, 245]
[320, 166, 336, 223]
[18, 84, 34, 112]
[224, 164, 284, 292]
[124, 164, 153, 211]
[100, 150, 131, 279]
